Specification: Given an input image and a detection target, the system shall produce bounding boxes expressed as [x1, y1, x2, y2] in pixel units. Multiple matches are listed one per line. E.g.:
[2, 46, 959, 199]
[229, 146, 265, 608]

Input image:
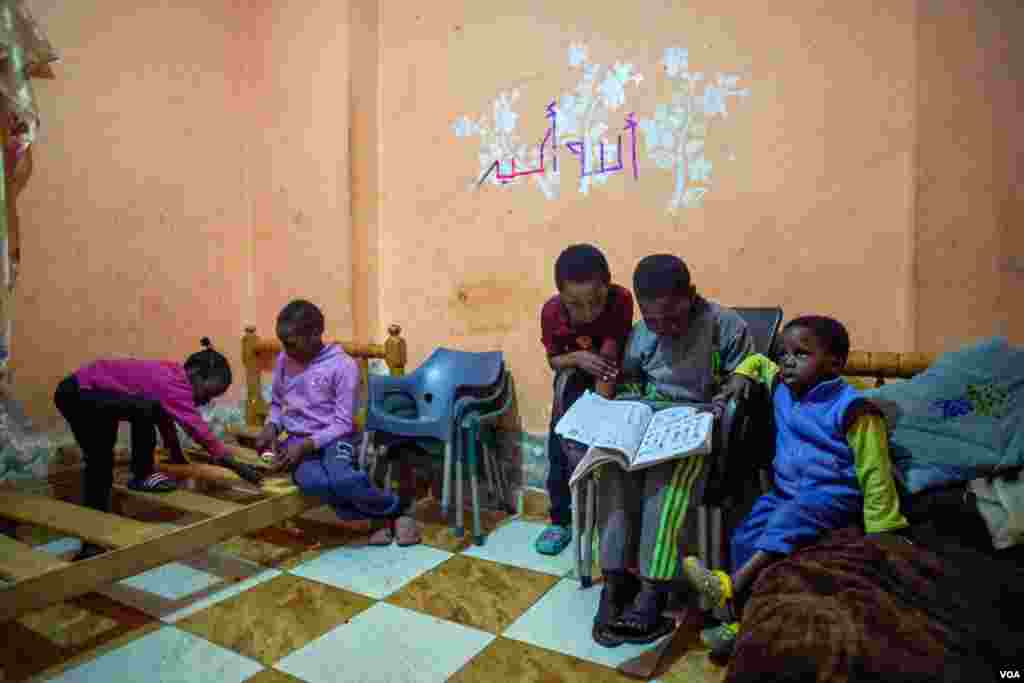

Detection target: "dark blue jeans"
[293, 437, 405, 520]
[547, 371, 593, 526]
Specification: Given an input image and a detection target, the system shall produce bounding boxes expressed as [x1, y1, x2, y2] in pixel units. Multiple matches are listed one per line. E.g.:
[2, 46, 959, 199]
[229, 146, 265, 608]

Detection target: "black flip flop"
[593, 622, 625, 648]
[609, 615, 677, 644]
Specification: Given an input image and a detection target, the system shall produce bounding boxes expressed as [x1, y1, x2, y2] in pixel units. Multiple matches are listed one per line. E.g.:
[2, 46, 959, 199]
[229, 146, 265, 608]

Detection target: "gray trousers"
[597, 455, 707, 581]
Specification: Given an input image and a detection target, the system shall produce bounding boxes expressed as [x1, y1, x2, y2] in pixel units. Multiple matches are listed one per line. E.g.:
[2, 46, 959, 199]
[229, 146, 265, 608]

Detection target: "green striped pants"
[596, 455, 706, 580]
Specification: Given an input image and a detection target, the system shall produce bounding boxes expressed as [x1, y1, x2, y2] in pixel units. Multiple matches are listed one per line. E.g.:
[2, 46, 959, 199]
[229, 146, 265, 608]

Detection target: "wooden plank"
[0, 489, 320, 622]
[0, 492, 160, 549]
[0, 534, 69, 582]
[112, 485, 244, 518]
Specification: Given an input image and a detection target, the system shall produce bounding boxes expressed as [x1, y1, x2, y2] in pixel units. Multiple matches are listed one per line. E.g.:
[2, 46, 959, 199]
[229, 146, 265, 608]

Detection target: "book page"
[631, 406, 714, 467]
[568, 446, 630, 490]
[554, 391, 653, 457]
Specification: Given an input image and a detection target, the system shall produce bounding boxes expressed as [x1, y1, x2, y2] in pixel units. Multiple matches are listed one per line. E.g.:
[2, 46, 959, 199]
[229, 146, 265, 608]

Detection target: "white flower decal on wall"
[452, 40, 750, 211]
[639, 47, 750, 211]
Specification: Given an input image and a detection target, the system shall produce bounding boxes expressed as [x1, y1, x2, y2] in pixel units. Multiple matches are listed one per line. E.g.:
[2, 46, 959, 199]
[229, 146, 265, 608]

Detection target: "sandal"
[394, 515, 422, 546]
[535, 524, 572, 555]
[701, 621, 739, 659]
[368, 524, 394, 546]
[610, 585, 676, 644]
[74, 542, 106, 562]
[609, 615, 677, 644]
[682, 556, 733, 609]
[592, 572, 642, 648]
[127, 472, 177, 493]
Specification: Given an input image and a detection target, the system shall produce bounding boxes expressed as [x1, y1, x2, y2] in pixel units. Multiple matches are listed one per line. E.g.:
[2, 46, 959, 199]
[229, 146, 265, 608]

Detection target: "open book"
[556, 391, 714, 489]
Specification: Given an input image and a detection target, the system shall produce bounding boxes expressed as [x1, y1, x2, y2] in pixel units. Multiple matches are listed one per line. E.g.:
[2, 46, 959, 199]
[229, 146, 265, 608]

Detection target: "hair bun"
[200, 337, 212, 349]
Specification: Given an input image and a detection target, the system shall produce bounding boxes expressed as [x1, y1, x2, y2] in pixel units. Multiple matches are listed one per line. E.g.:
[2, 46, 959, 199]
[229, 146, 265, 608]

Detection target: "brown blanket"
[727, 524, 1024, 683]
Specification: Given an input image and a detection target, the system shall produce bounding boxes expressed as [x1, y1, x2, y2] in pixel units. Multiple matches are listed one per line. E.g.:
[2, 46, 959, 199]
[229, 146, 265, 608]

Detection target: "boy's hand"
[254, 423, 279, 455]
[713, 374, 754, 404]
[273, 437, 316, 473]
[573, 351, 619, 382]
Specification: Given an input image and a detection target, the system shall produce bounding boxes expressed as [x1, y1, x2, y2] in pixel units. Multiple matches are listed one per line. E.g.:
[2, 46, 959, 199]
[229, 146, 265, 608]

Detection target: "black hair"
[184, 337, 232, 387]
[633, 254, 692, 301]
[554, 244, 611, 290]
[276, 299, 325, 333]
[783, 316, 851, 361]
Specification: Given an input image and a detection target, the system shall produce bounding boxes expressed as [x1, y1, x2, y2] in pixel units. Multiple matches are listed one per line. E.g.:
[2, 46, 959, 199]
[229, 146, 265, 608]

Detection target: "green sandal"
[701, 621, 739, 658]
[535, 524, 571, 555]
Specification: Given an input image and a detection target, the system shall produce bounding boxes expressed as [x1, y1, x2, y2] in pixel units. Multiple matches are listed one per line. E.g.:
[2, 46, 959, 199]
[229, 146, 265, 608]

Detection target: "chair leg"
[482, 442, 498, 502]
[359, 431, 371, 472]
[571, 483, 584, 586]
[581, 476, 595, 589]
[441, 440, 452, 520]
[455, 435, 465, 537]
[493, 442, 511, 512]
[470, 424, 483, 545]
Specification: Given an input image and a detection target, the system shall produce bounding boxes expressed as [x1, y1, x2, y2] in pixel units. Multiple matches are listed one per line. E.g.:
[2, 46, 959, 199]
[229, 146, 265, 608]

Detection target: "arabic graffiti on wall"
[452, 43, 751, 213]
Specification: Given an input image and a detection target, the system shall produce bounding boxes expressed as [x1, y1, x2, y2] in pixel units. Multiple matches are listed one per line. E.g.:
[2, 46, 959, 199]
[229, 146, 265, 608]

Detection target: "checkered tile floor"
[2, 500, 727, 683]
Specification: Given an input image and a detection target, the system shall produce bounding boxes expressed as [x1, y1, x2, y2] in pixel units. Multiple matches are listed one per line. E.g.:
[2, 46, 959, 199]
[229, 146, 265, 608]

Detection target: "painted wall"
[12, 0, 353, 428]
[9, 0, 1020, 440]
[12, 1, 254, 428]
[914, 0, 1024, 352]
[377, 0, 920, 434]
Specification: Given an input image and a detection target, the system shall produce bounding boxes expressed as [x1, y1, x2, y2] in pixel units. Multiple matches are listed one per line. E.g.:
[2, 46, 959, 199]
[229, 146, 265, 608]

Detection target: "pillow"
[864, 337, 1024, 491]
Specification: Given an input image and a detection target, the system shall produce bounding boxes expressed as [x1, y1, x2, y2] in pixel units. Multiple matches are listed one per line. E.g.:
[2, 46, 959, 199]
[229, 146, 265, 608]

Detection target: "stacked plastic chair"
[362, 348, 512, 544]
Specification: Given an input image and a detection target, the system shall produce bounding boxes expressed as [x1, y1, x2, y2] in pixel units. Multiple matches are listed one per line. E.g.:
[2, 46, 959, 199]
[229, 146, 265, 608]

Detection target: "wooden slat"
[845, 350, 935, 378]
[0, 534, 69, 582]
[0, 492, 160, 549]
[112, 485, 244, 518]
[0, 489, 320, 622]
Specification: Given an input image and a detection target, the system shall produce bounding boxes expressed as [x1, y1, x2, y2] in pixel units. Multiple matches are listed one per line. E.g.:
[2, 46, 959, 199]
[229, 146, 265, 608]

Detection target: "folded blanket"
[728, 525, 1024, 683]
[864, 337, 1024, 491]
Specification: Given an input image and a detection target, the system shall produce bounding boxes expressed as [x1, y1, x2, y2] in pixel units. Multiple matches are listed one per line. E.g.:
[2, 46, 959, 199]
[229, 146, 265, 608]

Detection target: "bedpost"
[243, 325, 267, 427]
[385, 324, 407, 376]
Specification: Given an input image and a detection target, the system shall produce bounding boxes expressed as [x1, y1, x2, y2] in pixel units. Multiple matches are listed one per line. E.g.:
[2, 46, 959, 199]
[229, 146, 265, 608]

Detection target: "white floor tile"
[288, 544, 452, 599]
[117, 562, 222, 601]
[276, 602, 494, 683]
[44, 626, 262, 683]
[460, 520, 573, 577]
[160, 567, 282, 623]
[504, 578, 674, 669]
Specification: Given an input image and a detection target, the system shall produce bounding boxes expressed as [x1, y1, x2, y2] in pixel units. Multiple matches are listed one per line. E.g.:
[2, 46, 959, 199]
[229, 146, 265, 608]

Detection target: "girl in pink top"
[54, 339, 262, 560]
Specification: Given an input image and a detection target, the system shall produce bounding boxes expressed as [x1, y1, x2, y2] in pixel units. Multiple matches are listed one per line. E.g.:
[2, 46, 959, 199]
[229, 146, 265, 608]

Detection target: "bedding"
[727, 523, 1024, 683]
[863, 337, 1024, 492]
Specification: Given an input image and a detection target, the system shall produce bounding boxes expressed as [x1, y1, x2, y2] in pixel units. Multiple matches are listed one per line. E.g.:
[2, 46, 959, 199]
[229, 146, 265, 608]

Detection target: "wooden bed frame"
[0, 324, 407, 623]
[0, 341, 929, 623]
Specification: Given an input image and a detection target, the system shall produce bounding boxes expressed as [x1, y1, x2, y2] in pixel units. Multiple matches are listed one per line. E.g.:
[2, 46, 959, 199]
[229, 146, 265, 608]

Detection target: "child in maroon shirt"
[536, 244, 634, 555]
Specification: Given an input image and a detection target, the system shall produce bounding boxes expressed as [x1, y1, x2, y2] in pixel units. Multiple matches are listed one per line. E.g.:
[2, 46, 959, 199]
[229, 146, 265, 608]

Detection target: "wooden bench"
[0, 324, 407, 623]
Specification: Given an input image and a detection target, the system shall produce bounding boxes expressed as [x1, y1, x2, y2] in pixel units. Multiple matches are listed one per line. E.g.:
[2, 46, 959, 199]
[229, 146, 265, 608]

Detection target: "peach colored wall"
[913, 0, 1024, 352]
[246, 2, 354, 344]
[12, 0, 254, 429]
[12, 0, 354, 428]
[378, 0, 919, 433]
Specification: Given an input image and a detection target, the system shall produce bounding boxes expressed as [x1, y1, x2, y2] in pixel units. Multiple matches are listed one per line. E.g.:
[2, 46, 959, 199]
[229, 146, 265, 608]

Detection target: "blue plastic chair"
[364, 347, 504, 523]
[454, 371, 515, 543]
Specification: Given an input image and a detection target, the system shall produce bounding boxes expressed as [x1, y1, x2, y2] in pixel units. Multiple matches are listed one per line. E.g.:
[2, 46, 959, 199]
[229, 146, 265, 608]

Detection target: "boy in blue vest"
[681, 315, 909, 658]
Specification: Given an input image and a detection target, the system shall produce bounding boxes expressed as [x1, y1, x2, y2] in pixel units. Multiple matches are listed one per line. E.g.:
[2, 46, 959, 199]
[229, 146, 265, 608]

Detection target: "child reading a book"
[255, 300, 421, 546]
[591, 254, 754, 646]
[681, 315, 909, 658]
[536, 244, 634, 556]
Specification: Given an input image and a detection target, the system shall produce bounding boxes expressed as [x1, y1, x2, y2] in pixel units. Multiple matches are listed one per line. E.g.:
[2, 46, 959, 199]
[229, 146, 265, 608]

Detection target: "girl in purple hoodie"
[255, 300, 421, 546]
